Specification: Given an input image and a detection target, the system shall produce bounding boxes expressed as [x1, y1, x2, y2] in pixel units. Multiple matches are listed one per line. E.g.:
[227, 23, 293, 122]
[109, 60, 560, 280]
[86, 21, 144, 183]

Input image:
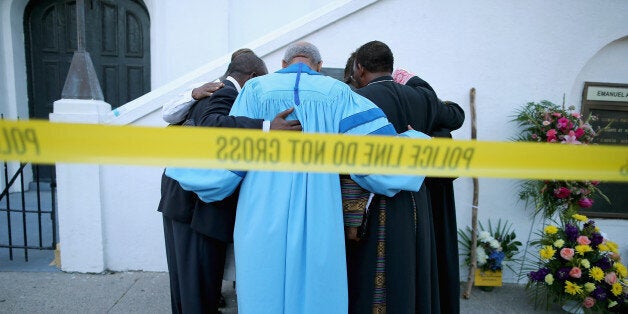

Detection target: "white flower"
[581, 259, 590, 269]
[478, 231, 491, 242]
[476, 246, 488, 266]
[489, 239, 501, 250]
[553, 239, 565, 248]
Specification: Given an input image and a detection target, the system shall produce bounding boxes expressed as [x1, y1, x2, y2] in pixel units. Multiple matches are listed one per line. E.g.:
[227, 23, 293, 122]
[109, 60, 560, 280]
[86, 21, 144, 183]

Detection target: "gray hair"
[282, 41, 322, 65]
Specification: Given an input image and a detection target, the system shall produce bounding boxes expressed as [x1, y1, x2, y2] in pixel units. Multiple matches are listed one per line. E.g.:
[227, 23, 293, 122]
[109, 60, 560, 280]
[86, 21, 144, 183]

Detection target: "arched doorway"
[23, 0, 150, 179]
[573, 36, 628, 219]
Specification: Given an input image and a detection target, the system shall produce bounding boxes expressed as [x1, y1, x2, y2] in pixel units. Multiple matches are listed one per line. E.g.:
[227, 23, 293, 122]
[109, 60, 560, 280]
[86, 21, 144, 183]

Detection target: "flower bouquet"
[459, 219, 522, 290]
[512, 101, 609, 219]
[526, 213, 627, 312]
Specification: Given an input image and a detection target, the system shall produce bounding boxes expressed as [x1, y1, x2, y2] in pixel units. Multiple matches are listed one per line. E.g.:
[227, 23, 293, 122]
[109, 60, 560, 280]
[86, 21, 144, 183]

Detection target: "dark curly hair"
[355, 41, 393, 73]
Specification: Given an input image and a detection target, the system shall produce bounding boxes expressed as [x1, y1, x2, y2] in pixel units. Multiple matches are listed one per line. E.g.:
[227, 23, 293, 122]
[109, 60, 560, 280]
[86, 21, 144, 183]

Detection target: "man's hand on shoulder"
[270, 107, 302, 131]
[192, 82, 225, 100]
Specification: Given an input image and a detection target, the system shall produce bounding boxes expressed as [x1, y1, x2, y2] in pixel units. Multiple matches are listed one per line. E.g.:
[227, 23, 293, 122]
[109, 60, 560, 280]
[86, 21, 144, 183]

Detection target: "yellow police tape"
[0, 119, 626, 181]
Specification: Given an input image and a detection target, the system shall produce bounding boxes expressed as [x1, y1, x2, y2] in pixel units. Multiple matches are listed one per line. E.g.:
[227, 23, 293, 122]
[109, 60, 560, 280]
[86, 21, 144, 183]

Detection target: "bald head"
[282, 41, 322, 71]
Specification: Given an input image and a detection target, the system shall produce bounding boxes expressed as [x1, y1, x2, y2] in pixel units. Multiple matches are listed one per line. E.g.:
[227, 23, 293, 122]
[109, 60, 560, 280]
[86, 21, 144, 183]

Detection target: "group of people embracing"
[159, 40, 465, 314]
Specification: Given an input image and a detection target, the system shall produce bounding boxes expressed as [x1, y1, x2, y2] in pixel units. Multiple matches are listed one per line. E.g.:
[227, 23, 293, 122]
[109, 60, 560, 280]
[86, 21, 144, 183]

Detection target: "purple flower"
[556, 267, 571, 280]
[565, 223, 579, 241]
[529, 268, 550, 282]
[590, 232, 604, 246]
[595, 256, 612, 270]
[592, 286, 607, 301]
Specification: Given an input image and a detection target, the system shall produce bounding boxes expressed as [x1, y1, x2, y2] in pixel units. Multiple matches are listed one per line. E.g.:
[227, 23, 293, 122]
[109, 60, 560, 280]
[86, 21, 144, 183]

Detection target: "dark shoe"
[218, 294, 226, 308]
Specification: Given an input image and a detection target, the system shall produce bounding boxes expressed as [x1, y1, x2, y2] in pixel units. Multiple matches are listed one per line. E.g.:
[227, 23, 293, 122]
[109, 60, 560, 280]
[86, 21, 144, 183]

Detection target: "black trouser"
[163, 215, 227, 314]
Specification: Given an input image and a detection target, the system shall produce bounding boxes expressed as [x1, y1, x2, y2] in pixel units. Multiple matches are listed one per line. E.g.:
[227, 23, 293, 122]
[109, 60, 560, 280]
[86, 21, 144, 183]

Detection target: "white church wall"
[570, 36, 628, 106]
[143, 0, 337, 89]
[101, 164, 165, 271]
[143, 0, 230, 89]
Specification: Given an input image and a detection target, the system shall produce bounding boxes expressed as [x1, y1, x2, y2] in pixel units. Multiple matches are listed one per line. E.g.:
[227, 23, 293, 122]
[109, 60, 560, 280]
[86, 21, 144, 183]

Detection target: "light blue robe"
[166, 63, 427, 313]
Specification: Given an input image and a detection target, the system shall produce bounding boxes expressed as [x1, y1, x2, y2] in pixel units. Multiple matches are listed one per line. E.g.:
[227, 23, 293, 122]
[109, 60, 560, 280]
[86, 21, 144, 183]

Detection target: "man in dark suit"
[158, 52, 301, 314]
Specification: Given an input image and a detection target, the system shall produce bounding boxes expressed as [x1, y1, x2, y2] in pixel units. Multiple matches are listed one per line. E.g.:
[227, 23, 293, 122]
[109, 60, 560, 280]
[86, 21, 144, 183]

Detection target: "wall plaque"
[581, 82, 628, 219]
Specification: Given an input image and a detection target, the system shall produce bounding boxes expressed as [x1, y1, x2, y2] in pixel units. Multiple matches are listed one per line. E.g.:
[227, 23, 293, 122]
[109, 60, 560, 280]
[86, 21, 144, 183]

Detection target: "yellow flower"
[598, 243, 609, 251]
[572, 214, 588, 222]
[611, 282, 622, 296]
[614, 262, 627, 278]
[584, 282, 596, 292]
[553, 239, 565, 248]
[606, 241, 619, 254]
[594, 226, 600, 232]
[589, 267, 605, 281]
[544, 274, 554, 285]
[575, 244, 592, 255]
[580, 259, 590, 269]
[564, 281, 582, 295]
[540, 246, 556, 260]
[544, 225, 558, 234]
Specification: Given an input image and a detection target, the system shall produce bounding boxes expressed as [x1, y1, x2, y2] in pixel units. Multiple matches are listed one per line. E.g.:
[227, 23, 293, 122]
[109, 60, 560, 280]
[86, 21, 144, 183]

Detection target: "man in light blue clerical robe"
[166, 42, 429, 314]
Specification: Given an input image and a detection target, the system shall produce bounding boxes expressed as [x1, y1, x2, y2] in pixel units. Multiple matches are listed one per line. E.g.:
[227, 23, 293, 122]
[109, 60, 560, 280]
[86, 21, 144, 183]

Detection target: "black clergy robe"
[348, 76, 464, 313]
[406, 77, 464, 313]
[157, 79, 263, 314]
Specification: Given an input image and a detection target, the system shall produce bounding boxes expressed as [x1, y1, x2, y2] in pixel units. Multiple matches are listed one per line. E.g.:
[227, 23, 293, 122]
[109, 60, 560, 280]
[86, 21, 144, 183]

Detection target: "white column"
[49, 99, 111, 273]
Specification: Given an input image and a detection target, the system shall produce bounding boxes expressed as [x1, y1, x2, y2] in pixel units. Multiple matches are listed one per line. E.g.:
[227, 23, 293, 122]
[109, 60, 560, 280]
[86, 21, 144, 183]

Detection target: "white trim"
[225, 76, 242, 93]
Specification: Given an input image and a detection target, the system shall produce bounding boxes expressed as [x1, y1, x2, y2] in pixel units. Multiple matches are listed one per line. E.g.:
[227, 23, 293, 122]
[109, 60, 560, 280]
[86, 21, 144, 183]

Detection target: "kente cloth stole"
[373, 197, 387, 313]
[340, 176, 370, 227]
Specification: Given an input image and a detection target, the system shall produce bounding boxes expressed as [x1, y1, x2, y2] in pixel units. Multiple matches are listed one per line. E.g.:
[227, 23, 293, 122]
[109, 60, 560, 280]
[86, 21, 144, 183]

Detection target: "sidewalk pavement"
[0, 270, 565, 313]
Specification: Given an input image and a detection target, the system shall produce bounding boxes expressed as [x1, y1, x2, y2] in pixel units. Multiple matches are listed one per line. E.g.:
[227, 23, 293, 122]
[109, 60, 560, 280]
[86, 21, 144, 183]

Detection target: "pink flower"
[552, 112, 562, 117]
[578, 198, 594, 208]
[557, 117, 573, 131]
[542, 121, 550, 126]
[577, 236, 591, 245]
[569, 267, 582, 278]
[574, 128, 585, 139]
[591, 181, 600, 186]
[531, 134, 538, 139]
[583, 297, 595, 308]
[392, 68, 415, 85]
[560, 248, 575, 261]
[562, 130, 581, 144]
[554, 187, 571, 199]
[546, 129, 557, 142]
[572, 112, 582, 119]
[605, 272, 617, 284]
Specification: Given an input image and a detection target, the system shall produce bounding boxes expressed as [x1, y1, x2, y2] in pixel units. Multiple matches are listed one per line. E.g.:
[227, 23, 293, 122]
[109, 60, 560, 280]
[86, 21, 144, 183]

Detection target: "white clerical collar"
[225, 76, 242, 93]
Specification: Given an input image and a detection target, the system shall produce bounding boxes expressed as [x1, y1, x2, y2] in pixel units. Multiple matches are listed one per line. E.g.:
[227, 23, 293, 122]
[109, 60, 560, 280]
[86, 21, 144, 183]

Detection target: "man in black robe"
[346, 41, 464, 313]
[158, 52, 301, 313]
[395, 68, 463, 313]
